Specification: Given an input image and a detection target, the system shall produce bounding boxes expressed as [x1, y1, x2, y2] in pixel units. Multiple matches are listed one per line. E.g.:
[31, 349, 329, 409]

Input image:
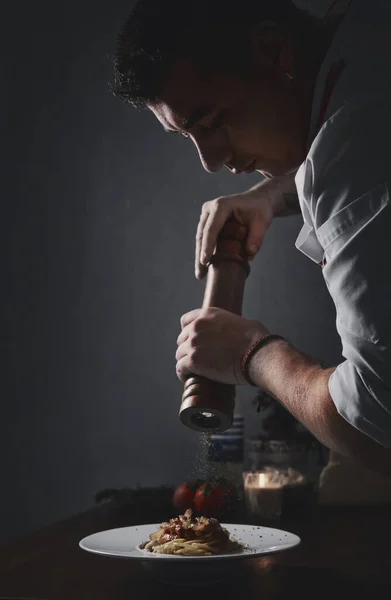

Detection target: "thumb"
[246, 219, 268, 257]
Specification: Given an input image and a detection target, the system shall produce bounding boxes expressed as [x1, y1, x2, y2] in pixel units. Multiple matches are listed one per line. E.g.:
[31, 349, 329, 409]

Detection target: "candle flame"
[258, 473, 266, 488]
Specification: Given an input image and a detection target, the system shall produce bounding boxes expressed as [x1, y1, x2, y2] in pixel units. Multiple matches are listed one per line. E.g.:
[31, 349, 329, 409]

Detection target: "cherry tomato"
[193, 480, 237, 517]
[172, 480, 204, 511]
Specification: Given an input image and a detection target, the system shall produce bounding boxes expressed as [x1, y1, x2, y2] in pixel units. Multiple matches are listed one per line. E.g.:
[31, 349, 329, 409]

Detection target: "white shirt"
[295, 0, 391, 447]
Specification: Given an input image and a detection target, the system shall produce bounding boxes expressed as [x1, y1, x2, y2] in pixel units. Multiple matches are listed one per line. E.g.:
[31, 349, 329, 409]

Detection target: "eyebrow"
[164, 106, 213, 134]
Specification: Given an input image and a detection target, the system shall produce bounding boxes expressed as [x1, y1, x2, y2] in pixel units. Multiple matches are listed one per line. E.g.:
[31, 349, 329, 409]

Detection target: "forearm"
[248, 171, 301, 218]
[248, 339, 391, 475]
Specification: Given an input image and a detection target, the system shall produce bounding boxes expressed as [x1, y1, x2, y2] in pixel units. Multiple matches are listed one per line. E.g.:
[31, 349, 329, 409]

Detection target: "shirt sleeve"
[306, 99, 391, 447]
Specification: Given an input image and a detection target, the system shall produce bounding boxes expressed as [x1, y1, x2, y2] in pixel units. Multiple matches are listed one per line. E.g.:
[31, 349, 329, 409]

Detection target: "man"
[113, 0, 391, 473]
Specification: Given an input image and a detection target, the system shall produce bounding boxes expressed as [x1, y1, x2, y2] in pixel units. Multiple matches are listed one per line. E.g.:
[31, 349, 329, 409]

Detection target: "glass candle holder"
[243, 468, 306, 524]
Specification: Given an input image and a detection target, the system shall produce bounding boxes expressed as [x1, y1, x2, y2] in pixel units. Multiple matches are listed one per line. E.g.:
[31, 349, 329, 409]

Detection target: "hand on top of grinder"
[176, 307, 269, 385]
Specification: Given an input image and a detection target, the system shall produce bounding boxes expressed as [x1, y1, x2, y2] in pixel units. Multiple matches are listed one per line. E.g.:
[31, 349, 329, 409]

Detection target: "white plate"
[79, 523, 300, 585]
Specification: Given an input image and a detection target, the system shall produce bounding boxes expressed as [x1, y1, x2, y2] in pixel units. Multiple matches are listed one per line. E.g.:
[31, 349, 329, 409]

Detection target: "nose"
[191, 137, 231, 174]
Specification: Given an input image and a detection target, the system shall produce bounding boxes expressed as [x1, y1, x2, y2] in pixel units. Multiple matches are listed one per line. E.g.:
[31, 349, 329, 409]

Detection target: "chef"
[113, 0, 391, 472]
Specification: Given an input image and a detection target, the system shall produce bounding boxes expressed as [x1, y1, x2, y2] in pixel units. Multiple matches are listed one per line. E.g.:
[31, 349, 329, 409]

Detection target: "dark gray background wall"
[1, 0, 338, 543]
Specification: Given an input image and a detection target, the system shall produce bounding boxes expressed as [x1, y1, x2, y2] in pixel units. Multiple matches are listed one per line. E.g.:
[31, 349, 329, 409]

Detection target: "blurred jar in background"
[246, 391, 328, 474]
[245, 390, 328, 520]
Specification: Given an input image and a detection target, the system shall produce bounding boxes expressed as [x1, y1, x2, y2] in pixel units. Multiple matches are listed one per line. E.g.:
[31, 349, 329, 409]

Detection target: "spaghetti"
[140, 509, 243, 556]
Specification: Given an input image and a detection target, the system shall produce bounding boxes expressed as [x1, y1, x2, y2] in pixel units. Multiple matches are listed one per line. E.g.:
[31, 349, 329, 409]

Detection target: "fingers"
[177, 312, 202, 381]
[176, 327, 191, 381]
[246, 218, 268, 258]
[175, 338, 189, 361]
[180, 309, 201, 330]
[195, 200, 231, 279]
[176, 356, 192, 382]
[176, 326, 189, 346]
[195, 208, 210, 280]
[200, 202, 231, 269]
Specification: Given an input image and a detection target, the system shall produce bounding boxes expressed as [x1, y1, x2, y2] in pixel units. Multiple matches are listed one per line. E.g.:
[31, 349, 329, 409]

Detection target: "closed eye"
[163, 111, 223, 137]
[199, 112, 224, 133]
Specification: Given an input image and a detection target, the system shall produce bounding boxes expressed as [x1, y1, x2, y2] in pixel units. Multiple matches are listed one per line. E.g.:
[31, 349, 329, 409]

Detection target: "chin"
[257, 162, 299, 178]
[256, 166, 282, 178]
[257, 170, 272, 179]
[255, 161, 282, 178]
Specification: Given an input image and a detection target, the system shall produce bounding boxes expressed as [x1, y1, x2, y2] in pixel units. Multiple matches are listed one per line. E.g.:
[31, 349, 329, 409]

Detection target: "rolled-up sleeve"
[307, 100, 391, 447]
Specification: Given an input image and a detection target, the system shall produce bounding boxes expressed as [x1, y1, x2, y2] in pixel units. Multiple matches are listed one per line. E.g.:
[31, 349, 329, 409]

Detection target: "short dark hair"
[112, 0, 314, 108]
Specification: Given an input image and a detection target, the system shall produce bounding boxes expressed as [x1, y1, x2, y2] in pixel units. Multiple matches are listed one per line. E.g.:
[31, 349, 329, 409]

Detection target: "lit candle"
[243, 471, 283, 522]
[243, 468, 306, 523]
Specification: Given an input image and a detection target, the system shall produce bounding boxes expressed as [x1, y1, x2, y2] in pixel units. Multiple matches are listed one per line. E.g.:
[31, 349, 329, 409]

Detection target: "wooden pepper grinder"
[179, 219, 250, 433]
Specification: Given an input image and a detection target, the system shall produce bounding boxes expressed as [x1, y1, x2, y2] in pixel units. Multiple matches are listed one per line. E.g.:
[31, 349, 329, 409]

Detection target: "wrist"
[247, 336, 291, 391]
[247, 178, 279, 219]
[244, 335, 288, 388]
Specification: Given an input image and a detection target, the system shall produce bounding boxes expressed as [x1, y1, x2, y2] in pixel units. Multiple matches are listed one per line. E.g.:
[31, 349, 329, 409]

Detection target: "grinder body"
[179, 220, 250, 433]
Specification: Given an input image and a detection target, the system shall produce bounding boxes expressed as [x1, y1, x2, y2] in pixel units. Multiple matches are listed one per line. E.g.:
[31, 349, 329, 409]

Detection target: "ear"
[251, 21, 294, 77]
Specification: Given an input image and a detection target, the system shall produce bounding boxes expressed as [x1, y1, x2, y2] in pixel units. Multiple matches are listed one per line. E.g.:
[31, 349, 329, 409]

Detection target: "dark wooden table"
[1, 503, 391, 599]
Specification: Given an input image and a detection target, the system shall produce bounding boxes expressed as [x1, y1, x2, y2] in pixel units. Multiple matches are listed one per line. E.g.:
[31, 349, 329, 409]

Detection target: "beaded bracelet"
[241, 334, 285, 386]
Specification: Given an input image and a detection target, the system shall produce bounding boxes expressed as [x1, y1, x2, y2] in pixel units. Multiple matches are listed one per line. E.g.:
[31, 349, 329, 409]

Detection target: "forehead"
[149, 59, 222, 129]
